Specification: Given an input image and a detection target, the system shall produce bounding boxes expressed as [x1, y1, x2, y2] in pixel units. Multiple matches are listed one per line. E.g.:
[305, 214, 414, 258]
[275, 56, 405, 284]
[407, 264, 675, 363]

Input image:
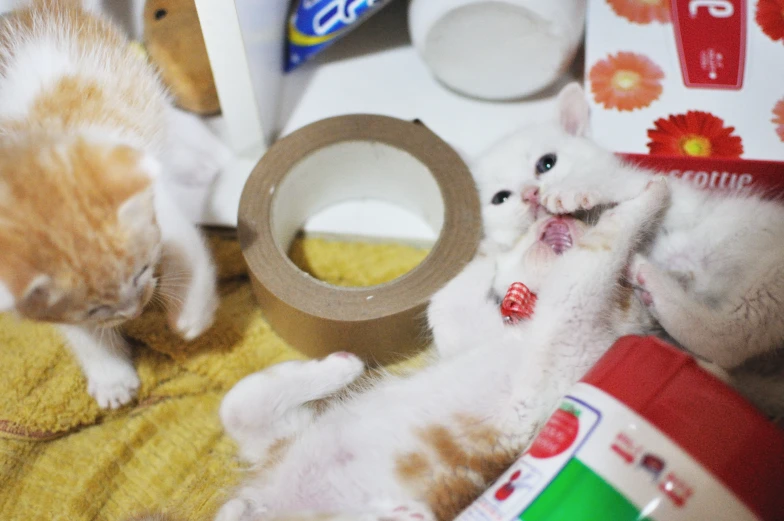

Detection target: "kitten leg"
[631, 254, 784, 369]
[58, 325, 139, 409]
[154, 182, 218, 340]
[163, 105, 233, 187]
[427, 255, 503, 358]
[220, 352, 365, 462]
[581, 177, 670, 260]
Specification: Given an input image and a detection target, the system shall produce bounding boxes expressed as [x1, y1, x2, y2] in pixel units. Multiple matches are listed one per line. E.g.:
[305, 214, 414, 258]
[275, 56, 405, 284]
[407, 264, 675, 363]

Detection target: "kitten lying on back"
[470, 82, 784, 373]
[0, 0, 218, 408]
[214, 179, 669, 521]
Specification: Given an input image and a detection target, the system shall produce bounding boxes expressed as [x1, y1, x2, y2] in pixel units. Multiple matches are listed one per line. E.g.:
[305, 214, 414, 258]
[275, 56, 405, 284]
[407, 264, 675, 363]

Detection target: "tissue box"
[585, 0, 784, 194]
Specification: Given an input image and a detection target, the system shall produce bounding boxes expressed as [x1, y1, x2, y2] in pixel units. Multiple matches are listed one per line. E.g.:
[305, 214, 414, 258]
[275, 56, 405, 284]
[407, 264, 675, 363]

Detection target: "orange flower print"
[606, 0, 671, 24]
[756, 0, 784, 42]
[647, 111, 743, 158]
[773, 98, 784, 141]
[590, 52, 664, 111]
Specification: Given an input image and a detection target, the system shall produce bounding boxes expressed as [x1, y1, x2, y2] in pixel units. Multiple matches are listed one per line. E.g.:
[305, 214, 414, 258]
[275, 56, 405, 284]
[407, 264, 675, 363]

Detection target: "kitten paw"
[322, 351, 366, 381]
[172, 285, 218, 341]
[221, 354, 365, 431]
[86, 363, 140, 409]
[268, 352, 365, 387]
[640, 176, 670, 206]
[540, 188, 601, 214]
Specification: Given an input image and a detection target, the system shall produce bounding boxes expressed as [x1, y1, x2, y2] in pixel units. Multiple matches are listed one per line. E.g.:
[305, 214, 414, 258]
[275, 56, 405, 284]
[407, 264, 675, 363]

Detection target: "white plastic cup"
[408, 0, 587, 100]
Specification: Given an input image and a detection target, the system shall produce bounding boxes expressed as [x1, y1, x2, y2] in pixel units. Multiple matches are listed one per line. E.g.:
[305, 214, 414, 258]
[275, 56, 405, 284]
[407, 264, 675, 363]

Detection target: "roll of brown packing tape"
[238, 115, 481, 364]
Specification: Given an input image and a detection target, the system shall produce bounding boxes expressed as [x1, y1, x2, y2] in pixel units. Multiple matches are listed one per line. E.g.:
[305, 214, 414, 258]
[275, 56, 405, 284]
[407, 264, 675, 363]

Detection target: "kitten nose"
[522, 187, 539, 204]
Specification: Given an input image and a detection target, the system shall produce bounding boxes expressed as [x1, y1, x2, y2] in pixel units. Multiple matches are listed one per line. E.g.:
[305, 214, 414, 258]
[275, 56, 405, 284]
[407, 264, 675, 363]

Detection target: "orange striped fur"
[0, 0, 168, 321]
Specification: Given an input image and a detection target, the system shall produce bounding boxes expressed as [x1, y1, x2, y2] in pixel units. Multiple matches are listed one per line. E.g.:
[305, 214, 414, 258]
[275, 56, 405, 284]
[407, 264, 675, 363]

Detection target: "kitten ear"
[557, 82, 590, 137]
[16, 275, 62, 316]
[118, 188, 156, 229]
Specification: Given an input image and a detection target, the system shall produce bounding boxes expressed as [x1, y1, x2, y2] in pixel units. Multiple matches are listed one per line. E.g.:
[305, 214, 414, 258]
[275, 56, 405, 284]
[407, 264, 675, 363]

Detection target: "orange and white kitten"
[0, 0, 218, 408]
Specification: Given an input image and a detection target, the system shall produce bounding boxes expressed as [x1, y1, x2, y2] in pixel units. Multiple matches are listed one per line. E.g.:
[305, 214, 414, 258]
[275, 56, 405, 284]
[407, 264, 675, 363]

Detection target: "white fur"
[79, 0, 101, 13]
[0, 42, 73, 119]
[472, 83, 784, 372]
[163, 105, 233, 187]
[153, 181, 218, 340]
[215, 181, 669, 521]
[57, 324, 140, 409]
[0, 282, 13, 311]
[0, 3, 170, 150]
[0, 2, 219, 408]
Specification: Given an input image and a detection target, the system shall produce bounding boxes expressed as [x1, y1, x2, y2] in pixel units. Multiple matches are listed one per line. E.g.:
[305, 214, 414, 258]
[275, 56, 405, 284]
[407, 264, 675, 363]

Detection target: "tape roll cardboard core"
[273, 141, 444, 258]
[238, 115, 481, 364]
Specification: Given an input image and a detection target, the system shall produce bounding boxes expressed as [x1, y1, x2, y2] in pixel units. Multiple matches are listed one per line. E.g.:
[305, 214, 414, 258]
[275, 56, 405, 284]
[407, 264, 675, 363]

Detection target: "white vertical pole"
[193, 0, 267, 155]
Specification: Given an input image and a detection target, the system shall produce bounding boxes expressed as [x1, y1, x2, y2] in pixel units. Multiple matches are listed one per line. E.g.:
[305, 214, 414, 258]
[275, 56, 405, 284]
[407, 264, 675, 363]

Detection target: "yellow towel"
[0, 230, 432, 521]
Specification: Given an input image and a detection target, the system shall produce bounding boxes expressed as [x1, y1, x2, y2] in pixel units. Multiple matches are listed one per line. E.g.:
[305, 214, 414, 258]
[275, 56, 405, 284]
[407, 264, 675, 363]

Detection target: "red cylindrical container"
[455, 336, 784, 521]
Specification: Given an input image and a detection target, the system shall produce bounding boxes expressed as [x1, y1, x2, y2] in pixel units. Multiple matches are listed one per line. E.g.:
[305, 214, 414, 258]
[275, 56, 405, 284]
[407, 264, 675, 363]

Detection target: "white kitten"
[470, 83, 784, 373]
[214, 179, 670, 521]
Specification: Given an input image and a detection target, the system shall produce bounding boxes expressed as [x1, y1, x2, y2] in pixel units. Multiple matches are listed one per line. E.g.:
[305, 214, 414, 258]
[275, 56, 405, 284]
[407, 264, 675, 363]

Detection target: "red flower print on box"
[590, 52, 664, 111]
[773, 98, 784, 141]
[755, 0, 784, 42]
[606, 0, 671, 24]
[647, 111, 744, 158]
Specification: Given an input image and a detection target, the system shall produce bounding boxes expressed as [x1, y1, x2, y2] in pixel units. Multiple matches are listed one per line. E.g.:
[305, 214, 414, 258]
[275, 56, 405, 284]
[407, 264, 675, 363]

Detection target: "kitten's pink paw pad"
[629, 255, 656, 309]
[379, 504, 433, 521]
[330, 351, 356, 359]
[637, 289, 654, 306]
[322, 352, 365, 381]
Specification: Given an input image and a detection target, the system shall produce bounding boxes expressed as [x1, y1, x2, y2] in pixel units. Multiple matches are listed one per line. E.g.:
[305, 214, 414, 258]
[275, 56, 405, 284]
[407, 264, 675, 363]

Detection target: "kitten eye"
[491, 190, 512, 205]
[133, 264, 150, 285]
[535, 154, 557, 175]
[154, 9, 167, 20]
[87, 305, 110, 318]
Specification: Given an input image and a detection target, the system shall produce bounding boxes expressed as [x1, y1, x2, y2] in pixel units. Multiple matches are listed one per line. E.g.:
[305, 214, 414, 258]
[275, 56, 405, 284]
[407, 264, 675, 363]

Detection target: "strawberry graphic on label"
[528, 403, 581, 459]
[494, 470, 522, 501]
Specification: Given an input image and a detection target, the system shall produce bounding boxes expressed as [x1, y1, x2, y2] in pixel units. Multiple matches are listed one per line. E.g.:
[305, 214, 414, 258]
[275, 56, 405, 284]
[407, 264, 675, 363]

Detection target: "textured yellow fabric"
[0, 231, 432, 521]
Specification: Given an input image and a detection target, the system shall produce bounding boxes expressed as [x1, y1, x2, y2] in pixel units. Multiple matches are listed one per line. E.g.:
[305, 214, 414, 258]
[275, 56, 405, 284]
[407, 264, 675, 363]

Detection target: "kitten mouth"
[540, 217, 574, 255]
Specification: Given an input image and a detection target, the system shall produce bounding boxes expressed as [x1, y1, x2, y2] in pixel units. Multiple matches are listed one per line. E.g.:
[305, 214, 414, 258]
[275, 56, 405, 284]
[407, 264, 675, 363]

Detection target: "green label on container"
[520, 459, 645, 520]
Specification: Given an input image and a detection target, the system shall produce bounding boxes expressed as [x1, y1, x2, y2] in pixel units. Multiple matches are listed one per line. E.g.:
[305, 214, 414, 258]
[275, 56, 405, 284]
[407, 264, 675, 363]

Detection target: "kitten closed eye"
[87, 305, 111, 318]
[133, 264, 151, 286]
